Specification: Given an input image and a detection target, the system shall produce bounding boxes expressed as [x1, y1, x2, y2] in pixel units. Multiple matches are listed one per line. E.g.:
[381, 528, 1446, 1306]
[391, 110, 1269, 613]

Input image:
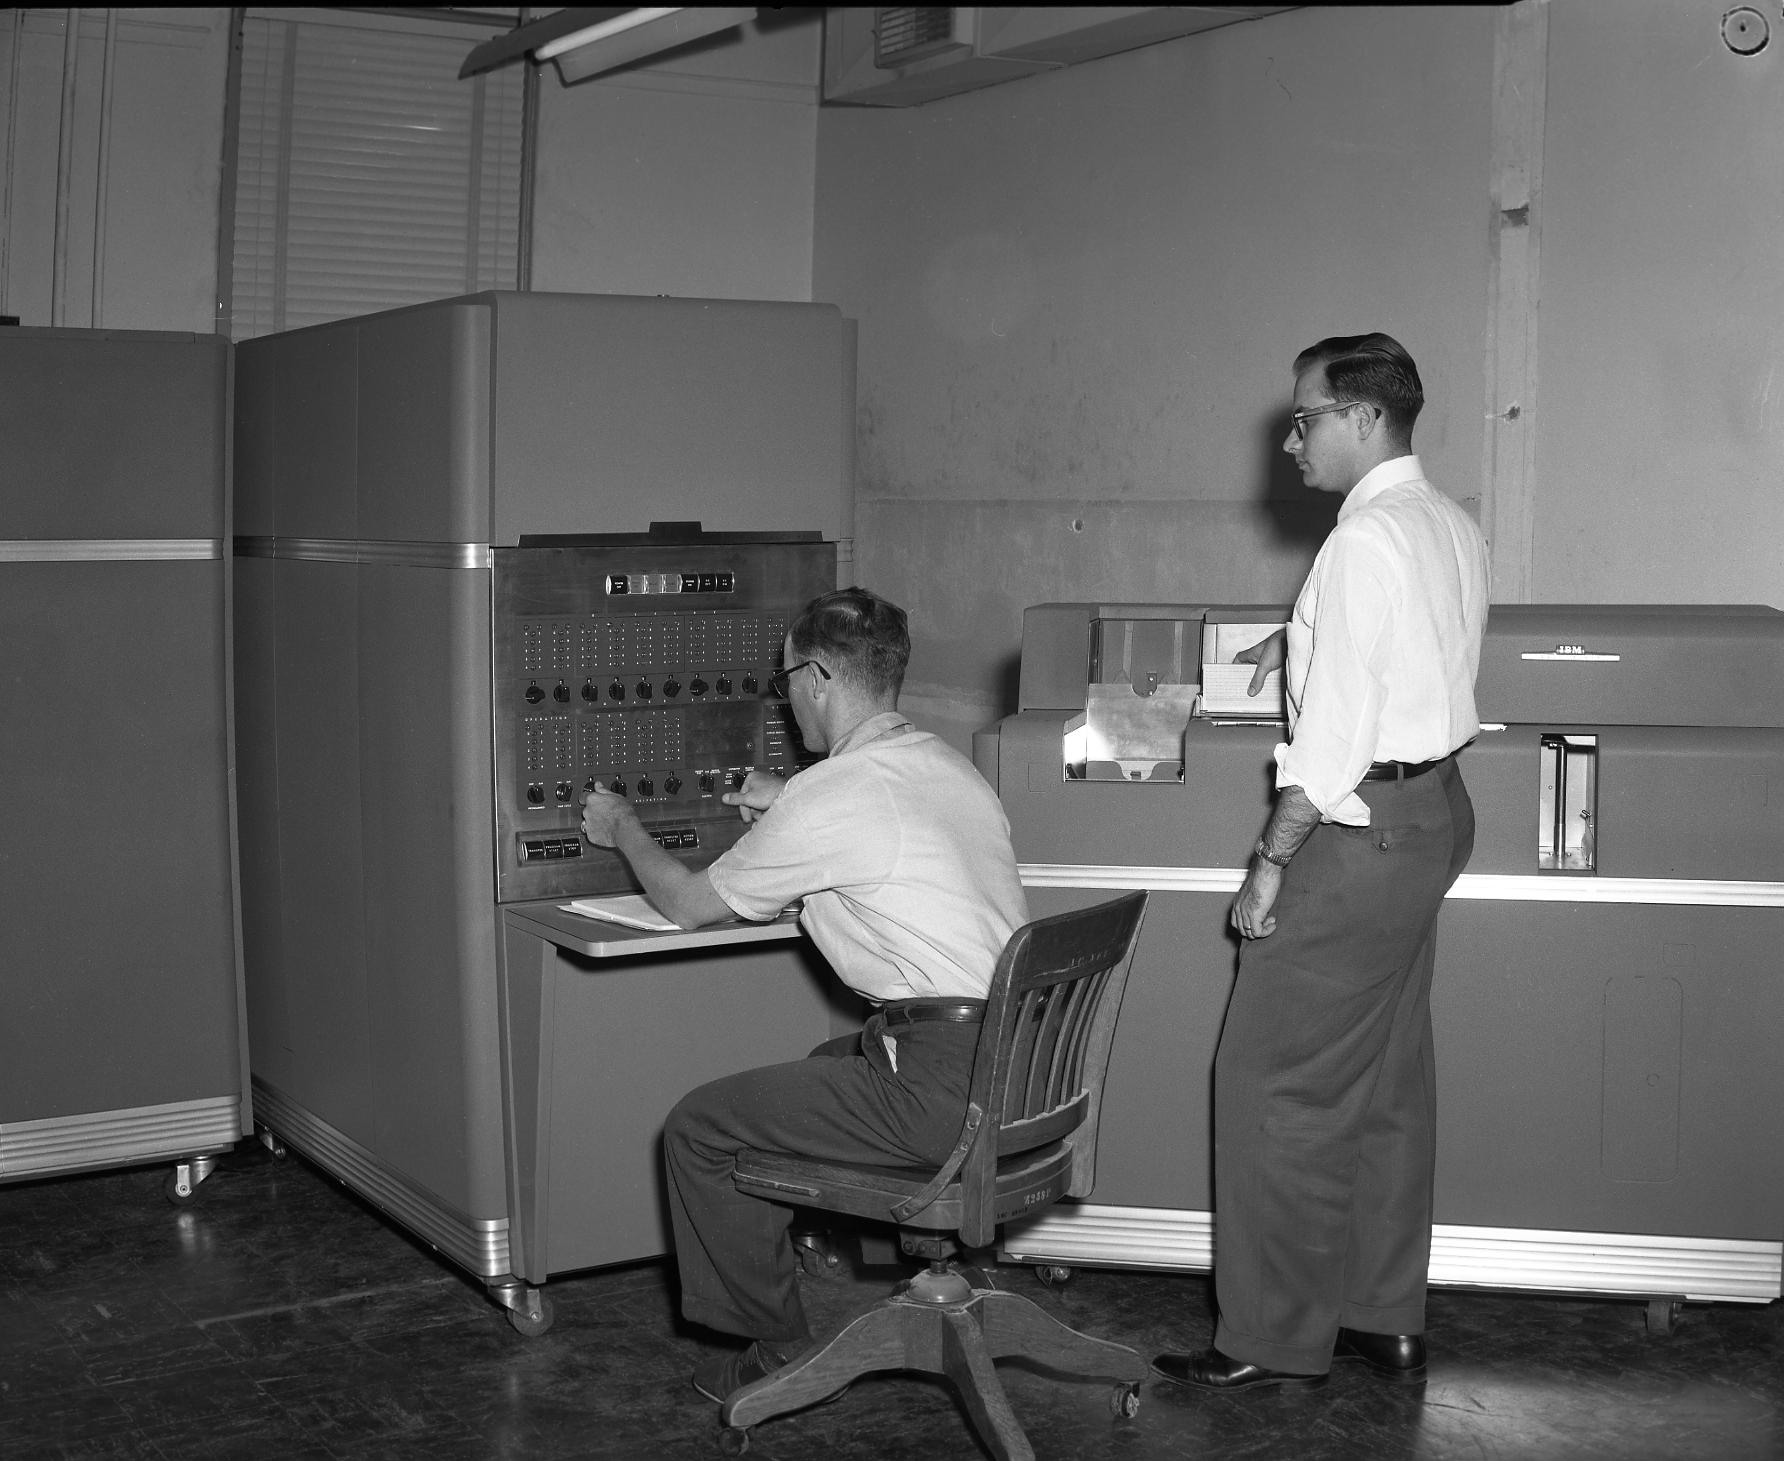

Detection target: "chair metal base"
[720, 1267, 1146, 1461]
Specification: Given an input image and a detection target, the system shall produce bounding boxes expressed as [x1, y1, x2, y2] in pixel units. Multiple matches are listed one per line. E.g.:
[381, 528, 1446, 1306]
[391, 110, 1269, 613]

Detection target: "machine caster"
[792, 1231, 843, 1279]
[1110, 1381, 1141, 1418]
[490, 1278, 555, 1337]
[718, 1425, 750, 1455]
[507, 1294, 555, 1338]
[256, 1126, 287, 1160]
[1035, 1263, 1075, 1289]
[1645, 1298, 1683, 1335]
[163, 1154, 220, 1206]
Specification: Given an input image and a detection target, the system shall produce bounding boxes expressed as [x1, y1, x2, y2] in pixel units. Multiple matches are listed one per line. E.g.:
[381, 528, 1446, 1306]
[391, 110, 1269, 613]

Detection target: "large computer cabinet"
[234, 292, 857, 1330]
[982, 602, 1784, 1328]
[0, 328, 249, 1195]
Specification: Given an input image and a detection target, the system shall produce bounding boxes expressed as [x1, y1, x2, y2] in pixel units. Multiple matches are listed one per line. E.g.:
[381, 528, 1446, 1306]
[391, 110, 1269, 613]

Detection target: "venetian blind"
[227, 10, 524, 341]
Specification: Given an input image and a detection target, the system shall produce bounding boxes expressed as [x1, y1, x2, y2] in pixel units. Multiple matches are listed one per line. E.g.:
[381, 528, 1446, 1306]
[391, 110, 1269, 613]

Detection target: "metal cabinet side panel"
[233, 555, 291, 1090]
[1022, 885, 1231, 1212]
[0, 328, 228, 539]
[487, 292, 853, 545]
[268, 560, 376, 1135]
[259, 326, 359, 541]
[537, 941, 841, 1273]
[1461, 727, 1784, 881]
[1434, 901, 1784, 1239]
[0, 561, 242, 1118]
[356, 302, 493, 545]
[357, 563, 505, 1215]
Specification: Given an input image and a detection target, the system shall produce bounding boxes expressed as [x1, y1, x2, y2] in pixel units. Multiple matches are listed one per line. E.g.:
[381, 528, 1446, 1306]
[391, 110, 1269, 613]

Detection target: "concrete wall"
[529, 14, 820, 302]
[1535, 0, 1784, 606]
[812, 0, 1784, 751]
[813, 4, 1497, 746]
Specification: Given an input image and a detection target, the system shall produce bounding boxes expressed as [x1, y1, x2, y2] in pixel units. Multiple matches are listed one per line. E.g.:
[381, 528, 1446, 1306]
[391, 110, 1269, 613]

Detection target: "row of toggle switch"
[524, 768, 753, 807]
[523, 673, 761, 706]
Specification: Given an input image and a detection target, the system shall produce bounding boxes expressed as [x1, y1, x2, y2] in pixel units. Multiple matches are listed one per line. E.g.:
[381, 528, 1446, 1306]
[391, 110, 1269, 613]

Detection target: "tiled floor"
[1, 1142, 1780, 1460]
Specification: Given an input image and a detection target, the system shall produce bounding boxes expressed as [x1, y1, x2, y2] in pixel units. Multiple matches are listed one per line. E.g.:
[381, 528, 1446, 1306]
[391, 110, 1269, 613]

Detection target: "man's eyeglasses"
[1288, 400, 1366, 441]
[768, 659, 831, 698]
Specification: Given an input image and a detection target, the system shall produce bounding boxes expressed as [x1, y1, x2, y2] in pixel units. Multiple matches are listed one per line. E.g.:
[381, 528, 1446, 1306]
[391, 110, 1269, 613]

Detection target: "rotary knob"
[638, 776, 655, 797]
[664, 774, 682, 795]
[524, 682, 545, 705]
[552, 682, 570, 704]
[635, 680, 653, 700]
[663, 677, 681, 698]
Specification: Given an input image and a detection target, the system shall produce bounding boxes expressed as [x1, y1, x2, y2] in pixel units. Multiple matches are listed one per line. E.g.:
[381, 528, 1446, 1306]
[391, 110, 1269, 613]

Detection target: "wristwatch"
[1254, 838, 1292, 868]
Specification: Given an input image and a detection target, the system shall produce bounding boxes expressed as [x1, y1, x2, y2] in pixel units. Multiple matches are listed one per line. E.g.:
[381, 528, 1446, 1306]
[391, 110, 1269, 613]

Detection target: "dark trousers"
[662, 1014, 980, 1345]
[1212, 758, 1475, 1375]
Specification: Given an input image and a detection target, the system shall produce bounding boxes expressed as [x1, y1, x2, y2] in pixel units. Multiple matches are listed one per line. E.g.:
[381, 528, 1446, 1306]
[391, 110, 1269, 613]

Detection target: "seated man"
[579, 586, 1030, 1403]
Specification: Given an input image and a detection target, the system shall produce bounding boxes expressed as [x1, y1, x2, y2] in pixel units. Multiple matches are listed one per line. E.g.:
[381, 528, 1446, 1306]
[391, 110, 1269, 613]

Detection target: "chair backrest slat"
[953, 891, 1148, 1245]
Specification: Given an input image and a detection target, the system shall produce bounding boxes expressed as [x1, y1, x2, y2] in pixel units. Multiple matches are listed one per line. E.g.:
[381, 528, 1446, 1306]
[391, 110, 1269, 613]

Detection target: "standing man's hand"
[1233, 785, 1319, 940]
[1234, 628, 1288, 698]
[722, 770, 787, 824]
[1231, 860, 1284, 939]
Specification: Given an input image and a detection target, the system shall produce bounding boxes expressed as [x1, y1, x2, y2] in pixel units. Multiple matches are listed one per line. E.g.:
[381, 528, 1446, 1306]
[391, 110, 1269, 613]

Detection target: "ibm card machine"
[236, 292, 855, 1333]
[982, 602, 1784, 1325]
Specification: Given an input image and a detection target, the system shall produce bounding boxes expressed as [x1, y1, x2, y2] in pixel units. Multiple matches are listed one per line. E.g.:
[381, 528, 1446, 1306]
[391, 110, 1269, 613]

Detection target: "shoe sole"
[1331, 1354, 1427, 1385]
[1149, 1361, 1329, 1392]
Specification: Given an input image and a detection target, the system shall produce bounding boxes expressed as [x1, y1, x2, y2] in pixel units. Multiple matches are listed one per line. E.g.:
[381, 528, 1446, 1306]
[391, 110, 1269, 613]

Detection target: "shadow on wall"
[1254, 410, 1340, 555]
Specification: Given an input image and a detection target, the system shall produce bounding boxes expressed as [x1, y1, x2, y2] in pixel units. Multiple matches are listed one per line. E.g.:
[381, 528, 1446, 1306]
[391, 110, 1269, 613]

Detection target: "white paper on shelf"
[561, 894, 680, 932]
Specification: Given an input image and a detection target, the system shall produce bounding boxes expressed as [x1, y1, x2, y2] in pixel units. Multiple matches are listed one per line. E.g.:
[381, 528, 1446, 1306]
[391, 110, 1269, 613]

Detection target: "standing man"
[580, 587, 1029, 1405]
[1153, 333, 1489, 1391]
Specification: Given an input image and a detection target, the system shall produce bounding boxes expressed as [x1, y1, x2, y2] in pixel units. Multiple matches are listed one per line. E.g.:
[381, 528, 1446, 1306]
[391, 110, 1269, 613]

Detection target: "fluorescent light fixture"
[460, 7, 756, 87]
[534, 8, 678, 63]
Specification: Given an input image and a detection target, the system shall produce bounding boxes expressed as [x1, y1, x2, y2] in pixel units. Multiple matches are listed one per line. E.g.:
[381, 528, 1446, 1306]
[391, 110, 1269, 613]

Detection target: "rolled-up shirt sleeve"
[1275, 529, 1395, 825]
[706, 794, 823, 920]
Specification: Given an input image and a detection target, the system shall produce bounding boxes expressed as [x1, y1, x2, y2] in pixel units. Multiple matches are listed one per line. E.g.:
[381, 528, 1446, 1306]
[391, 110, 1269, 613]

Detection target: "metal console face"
[492, 538, 835, 903]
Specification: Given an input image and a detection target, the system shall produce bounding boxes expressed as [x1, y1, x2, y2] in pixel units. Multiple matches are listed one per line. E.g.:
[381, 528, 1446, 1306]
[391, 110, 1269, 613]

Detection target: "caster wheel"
[795, 1240, 842, 1280]
[257, 1129, 287, 1160]
[1645, 1298, 1682, 1335]
[718, 1425, 750, 1454]
[1110, 1382, 1141, 1419]
[1035, 1264, 1074, 1289]
[163, 1171, 200, 1207]
[507, 1293, 555, 1337]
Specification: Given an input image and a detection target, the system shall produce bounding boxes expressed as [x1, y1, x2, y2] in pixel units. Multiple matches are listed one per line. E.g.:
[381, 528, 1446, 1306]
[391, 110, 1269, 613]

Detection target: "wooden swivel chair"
[723, 890, 1150, 1460]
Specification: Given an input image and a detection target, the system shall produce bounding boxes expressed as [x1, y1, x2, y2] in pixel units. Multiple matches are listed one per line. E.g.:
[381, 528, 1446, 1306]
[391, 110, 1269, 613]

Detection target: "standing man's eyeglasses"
[1288, 401, 1367, 441]
[767, 659, 831, 698]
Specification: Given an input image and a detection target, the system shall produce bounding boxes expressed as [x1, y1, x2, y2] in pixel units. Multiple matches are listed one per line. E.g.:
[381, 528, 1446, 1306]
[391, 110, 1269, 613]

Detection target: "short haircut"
[1294, 332, 1424, 443]
[788, 587, 910, 700]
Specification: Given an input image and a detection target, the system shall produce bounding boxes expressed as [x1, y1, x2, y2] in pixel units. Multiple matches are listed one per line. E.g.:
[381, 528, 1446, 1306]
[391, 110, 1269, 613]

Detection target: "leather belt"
[1360, 755, 1447, 782]
[879, 999, 986, 1026]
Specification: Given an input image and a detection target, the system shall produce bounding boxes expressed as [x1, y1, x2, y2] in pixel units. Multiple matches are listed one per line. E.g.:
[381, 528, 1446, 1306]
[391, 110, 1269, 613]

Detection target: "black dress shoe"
[1151, 1348, 1328, 1391]
[1333, 1327, 1427, 1384]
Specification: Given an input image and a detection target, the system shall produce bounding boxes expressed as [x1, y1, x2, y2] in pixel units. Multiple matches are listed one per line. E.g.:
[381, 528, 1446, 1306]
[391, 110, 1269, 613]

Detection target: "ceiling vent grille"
[873, 7, 970, 69]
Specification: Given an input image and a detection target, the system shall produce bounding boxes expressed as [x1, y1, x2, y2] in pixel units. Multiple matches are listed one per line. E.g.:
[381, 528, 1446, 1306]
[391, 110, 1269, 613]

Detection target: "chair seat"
[733, 1141, 1076, 1232]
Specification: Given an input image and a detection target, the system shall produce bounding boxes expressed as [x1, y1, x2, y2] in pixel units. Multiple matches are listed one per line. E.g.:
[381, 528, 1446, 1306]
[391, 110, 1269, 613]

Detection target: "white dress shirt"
[707, 711, 1029, 1002]
[1274, 455, 1490, 825]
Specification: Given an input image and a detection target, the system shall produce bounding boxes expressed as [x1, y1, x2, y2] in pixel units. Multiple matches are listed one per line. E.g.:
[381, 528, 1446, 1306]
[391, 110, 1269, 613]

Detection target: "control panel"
[492, 534, 835, 903]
